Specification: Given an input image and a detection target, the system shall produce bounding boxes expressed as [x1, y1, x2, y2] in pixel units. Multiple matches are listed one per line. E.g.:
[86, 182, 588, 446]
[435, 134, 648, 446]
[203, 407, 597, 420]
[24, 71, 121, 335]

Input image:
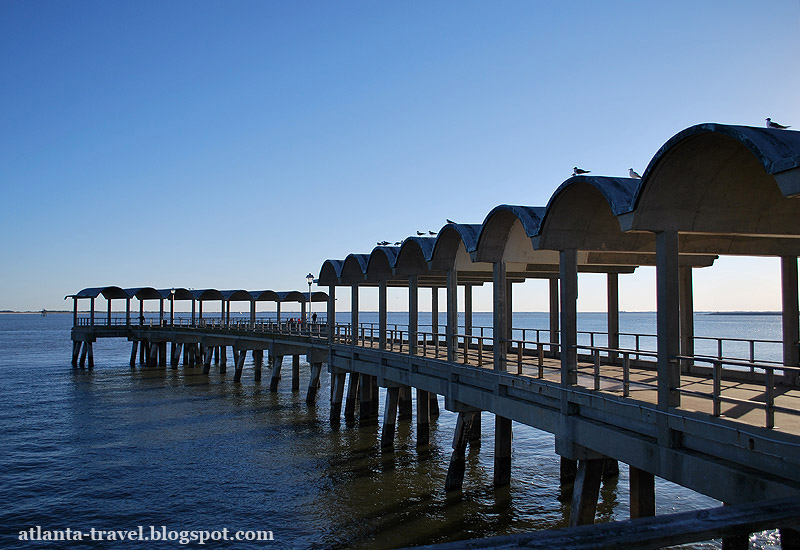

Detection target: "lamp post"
[306, 273, 314, 328]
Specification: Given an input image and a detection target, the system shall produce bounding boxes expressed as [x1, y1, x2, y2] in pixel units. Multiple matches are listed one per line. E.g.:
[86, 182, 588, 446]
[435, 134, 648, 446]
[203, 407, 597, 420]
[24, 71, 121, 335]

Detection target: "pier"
[68, 123, 800, 548]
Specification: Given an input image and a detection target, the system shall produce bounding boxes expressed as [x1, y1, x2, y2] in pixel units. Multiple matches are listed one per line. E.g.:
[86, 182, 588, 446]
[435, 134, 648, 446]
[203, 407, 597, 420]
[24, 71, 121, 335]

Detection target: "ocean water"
[0, 312, 785, 549]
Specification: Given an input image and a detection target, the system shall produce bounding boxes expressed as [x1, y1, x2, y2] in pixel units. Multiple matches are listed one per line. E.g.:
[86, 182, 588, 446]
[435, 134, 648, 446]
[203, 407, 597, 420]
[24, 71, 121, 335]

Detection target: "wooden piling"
[292, 355, 300, 391]
[398, 385, 413, 420]
[630, 466, 655, 519]
[417, 388, 430, 446]
[570, 458, 605, 526]
[269, 355, 283, 391]
[306, 362, 322, 404]
[445, 411, 477, 492]
[344, 372, 360, 422]
[233, 349, 247, 382]
[381, 387, 400, 451]
[254, 350, 263, 382]
[493, 415, 512, 487]
[330, 372, 347, 424]
[129, 341, 138, 368]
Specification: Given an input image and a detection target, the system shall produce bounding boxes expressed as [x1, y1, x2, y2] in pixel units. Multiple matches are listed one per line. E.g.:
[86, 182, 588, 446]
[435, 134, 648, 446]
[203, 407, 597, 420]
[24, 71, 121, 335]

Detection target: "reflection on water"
[2, 313, 783, 549]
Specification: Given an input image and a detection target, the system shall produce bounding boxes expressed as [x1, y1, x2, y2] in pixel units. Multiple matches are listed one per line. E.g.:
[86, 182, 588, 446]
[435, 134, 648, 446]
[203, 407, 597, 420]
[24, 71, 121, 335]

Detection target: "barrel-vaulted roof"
[366, 246, 401, 280]
[318, 259, 344, 286]
[429, 223, 483, 271]
[69, 286, 129, 300]
[395, 237, 437, 275]
[474, 205, 546, 262]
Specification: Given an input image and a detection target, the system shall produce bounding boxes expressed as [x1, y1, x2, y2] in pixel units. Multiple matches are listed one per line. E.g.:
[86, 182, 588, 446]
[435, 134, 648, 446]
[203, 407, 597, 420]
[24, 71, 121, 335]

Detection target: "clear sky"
[2, 1, 799, 313]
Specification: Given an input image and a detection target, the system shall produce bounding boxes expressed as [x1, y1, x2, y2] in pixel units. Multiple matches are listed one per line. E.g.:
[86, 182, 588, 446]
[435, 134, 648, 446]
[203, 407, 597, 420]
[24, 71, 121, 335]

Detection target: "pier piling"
[445, 410, 478, 492]
[330, 372, 347, 424]
[381, 387, 400, 451]
[291, 355, 300, 391]
[493, 416, 512, 487]
[233, 349, 247, 382]
[306, 362, 322, 404]
[416, 389, 430, 446]
[269, 355, 283, 391]
[344, 372, 360, 422]
[570, 458, 604, 526]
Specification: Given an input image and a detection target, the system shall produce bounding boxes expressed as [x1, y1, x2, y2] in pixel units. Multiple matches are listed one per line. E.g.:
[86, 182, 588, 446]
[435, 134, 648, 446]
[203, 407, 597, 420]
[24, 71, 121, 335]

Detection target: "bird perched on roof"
[417, 231, 425, 236]
[428, 231, 436, 236]
[446, 219, 455, 224]
[629, 168, 642, 179]
[377, 241, 390, 246]
[573, 167, 590, 176]
[766, 118, 791, 129]
[394, 241, 401, 246]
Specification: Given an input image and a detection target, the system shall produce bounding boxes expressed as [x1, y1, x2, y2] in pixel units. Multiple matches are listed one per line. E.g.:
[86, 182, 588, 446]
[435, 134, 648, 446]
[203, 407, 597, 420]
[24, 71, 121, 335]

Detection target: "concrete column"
[416, 388, 430, 446]
[301, 301, 306, 324]
[79, 340, 88, 367]
[139, 299, 144, 325]
[233, 349, 247, 382]
[560, 249, 578, 388]
[87, 341, 94, 368]
[408, 275, 418, 355]
[607, 273, 620, 360]
[493, 260, 508, 372]
[129, 341, 138, 368]
[225, 300, 230, 325]
[250, 301, 256, 328]
[656, 231, 681, 410]
[125, 298, 130, 326]
[782, 256, 799, 384]
[220, 345, 227, 371]
[359, 374, 378, 424]
[446, 269, 458, 362]
[493, 415, 512, 487]
[327, 285, 336, 341]
[269, 355, 283, 391]
[330, 372, 347, 424]
[351, 285, 359, 347]
[159, 299, 164, 325]
[431, 287, 439, 336]
[445, 410, 478, 492]
[379, 280, 387, 350]
[276, 302, 281, 325]
[306, 363, 322, 404]
[198, 300, 203, 322]
[169, 295, 174, 326]
[72, 298, 78, 327]
[90, 297, 95, 326]
[464, 283, 473, 359]
[630, 466, 655, 519]
[107, 298, 112, 326]
[381, 387, 400, 451]
[679, 266, 695, 373]
[569, 458, 604, 526]
[292, 355, 300, 390]
[344, 372, 360, 422]
[191, 299, 195, 326]
[550, 277, 560, 356]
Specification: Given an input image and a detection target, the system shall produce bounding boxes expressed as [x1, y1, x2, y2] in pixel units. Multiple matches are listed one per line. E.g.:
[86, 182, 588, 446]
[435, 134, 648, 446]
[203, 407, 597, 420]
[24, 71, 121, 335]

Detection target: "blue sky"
[2, 1, 799, 312]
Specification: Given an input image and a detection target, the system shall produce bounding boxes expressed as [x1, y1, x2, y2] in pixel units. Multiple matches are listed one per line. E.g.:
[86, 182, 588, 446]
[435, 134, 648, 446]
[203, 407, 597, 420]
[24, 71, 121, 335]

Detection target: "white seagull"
[628, 168, 642, 179]
[766, 118, 791, 129]
[573, 167, 590, 176]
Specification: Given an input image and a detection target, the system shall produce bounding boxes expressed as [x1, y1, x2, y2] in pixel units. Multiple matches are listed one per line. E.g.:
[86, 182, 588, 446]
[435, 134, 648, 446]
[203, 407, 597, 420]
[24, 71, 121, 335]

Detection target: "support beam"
[656, 231, 681, 411]
[344, 372, 360, 422]
[493, 261, 508, 372]
[493, 415, 512, 487]
[306, 362, 322, 404]
[417, 388, 430, 446]
[569, 458, 605, 526]
[630, 466, 655, 519]
[560, 250, 578, 390]
[398, 385, 413, 420]
[431, 286, 439, 337]
[782, 256, 799, 385]
[607, 273, 620, 362]
[327, 285, 336, 341]
[379, 280, 387, 350]
[550, 277, 560, 356]
[330, 372, 347, 424]
[351, 285, 359, 347]
[409, 275, 418, 355]
[679, 266, 695, 373]
[269, 355, 283, 391]
[292, 355, 300, 391]
[445, 411, 477, 493]
[446, 269, 458, 362]
[233, 349, 247, 382]
[381, 387, 400, 451]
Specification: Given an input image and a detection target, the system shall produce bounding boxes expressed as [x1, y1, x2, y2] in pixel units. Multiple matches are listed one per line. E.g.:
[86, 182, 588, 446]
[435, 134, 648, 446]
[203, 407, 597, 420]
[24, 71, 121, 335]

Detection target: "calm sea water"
[0, 313, 785, 549]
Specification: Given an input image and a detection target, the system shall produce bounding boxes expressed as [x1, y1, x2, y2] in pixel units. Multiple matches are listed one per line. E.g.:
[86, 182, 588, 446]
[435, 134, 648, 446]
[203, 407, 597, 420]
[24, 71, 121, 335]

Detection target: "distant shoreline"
[0, 310, 784, 315]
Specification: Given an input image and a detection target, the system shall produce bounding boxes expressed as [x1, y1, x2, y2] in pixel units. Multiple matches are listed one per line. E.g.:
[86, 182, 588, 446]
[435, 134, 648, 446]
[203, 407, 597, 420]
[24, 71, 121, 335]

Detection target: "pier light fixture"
[306, 273, 314, 325]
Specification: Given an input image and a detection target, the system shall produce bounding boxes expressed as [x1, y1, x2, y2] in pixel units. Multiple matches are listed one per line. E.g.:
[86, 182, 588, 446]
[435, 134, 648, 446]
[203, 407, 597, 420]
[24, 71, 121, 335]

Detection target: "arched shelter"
[617, 123, 800, 395]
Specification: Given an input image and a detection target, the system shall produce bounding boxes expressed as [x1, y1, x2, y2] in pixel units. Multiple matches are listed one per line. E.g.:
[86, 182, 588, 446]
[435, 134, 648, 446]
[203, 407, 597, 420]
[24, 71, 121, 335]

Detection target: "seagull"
[573, 166, 590, 176]
[766, 117, 791, 129]
[417, 231, 425, 236]
[377, 241, 390, 246]
[428, 231, 436, 236]
[394, 241, 401, 246]
[446, 218, 455, 224]
[628, 168, 642, 179]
